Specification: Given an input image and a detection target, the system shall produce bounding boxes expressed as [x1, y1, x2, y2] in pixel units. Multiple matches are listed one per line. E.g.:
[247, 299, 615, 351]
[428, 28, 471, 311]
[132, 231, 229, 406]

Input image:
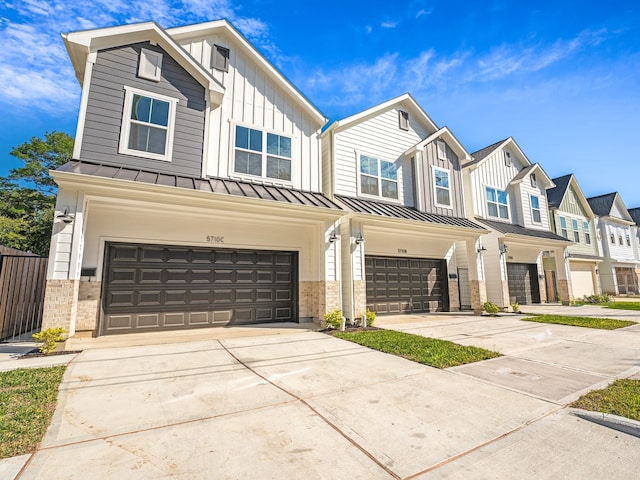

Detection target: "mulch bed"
[19, 349, 83, 359]
[322, 326, 381, 335]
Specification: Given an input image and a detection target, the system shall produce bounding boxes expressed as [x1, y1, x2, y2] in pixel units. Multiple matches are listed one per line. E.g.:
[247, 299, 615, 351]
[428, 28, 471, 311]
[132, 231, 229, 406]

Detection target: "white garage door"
[570, 263, 595, 299]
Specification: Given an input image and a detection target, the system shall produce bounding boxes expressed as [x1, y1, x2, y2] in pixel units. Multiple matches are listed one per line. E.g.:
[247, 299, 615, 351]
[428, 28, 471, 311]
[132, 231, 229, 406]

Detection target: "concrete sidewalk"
[6, 311, 640, 479]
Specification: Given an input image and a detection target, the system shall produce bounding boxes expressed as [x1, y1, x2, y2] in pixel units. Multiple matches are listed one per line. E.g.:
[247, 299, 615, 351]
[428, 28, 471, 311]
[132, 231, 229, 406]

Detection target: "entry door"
[545, 270, 557, 303]
[458, 268, 471, 310]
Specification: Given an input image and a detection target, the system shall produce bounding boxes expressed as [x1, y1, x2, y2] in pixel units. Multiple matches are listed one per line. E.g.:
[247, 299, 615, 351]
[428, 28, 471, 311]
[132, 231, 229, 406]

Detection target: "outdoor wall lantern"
[56, 208, 75, 224]
[477, 244, 487, 253]
[499, 244, 508, 255]
[328, 232, 338, 243]
[355, 233, 365, 245]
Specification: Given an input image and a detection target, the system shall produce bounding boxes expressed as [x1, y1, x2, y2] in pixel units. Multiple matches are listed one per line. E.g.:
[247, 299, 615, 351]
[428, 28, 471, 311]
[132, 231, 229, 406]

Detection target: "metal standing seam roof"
[335, 195, 485, 230]
[586, 193, 617, 217]
[476, 218, 570, 242]
[57, 160, 343, 210]
[628, 207, 640, 226]
[547, 174, 573, 208]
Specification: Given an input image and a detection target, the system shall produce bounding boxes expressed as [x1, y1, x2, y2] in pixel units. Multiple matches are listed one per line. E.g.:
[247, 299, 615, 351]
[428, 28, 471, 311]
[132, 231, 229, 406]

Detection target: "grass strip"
[605, 302, 640, 311]
[571, 379, 640, 422]
[0, 366, 66, 459]
[521, 314, 635, 330]
[333, 330, 501, 368]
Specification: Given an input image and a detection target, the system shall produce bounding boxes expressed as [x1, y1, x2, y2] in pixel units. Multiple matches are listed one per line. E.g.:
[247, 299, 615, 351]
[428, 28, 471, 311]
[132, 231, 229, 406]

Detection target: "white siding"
[177, 34, 322, 192]
[333, 107, 431, 205]
[519, 176, 551, 230]
[605, 222, 636, 261]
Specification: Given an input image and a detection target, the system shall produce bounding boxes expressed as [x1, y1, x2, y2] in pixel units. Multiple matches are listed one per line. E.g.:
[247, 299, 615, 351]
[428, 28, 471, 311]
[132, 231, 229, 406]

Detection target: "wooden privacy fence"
[0, 248, 48, 341]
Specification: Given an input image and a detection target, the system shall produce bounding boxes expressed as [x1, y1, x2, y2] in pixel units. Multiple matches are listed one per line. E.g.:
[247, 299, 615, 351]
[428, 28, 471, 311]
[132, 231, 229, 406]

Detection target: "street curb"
[570, 408, 640, 438]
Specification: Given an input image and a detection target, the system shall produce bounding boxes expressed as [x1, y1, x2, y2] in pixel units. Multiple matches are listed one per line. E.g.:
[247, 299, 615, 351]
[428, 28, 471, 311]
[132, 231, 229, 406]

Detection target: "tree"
[0, 131, 74, 256]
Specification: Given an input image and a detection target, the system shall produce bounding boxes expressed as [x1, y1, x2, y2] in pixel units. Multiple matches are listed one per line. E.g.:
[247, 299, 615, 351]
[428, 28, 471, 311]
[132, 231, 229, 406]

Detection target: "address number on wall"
[398, 249, 407, 254]
[206, 236, 225, 243]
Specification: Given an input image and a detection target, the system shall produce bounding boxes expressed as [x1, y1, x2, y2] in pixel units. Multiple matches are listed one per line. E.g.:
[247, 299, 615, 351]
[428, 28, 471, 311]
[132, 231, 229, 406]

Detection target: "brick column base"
[41, 280, 79, 336]
[470, 280, 487, 315]
[448, 279, 460, 312]
[353, 280, 367, 320]
[557, 279, 572, 305]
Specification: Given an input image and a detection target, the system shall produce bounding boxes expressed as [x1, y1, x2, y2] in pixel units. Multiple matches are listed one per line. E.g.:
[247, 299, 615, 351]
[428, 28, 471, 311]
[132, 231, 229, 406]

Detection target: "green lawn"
[333, 330, 501, 368]
[571, 379, 640, 421]
[605, 302, 640, 311]
[522, 314, 636, 330]
[0, 366, 66, 459]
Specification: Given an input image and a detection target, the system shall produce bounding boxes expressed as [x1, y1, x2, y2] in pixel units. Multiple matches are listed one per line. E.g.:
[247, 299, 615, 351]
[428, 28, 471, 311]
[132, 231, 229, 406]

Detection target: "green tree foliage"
[0, 131, 73, 256]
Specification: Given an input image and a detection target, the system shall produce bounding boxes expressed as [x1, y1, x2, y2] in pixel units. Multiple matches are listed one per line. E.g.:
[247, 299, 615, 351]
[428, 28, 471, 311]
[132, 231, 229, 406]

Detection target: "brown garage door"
[365, 256, 448, 315]
[101, 243, 297, 335]
[507, 263, 540, 304]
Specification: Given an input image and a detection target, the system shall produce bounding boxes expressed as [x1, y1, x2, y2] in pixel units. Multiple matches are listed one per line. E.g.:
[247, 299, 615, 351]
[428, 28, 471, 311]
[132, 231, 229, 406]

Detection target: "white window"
[234, 125, 292, 181]
[398, 110, 409, 130]
[571, 219, 580, 242]
[436, 140, 447, 161]
[359, 155, 398, 200]
[626, 234, 631, 246]
[530, 173, 537, 188]
[119, 87, 178, 161]
[530, 195, 541, 223]
[583, 221, 591, 244]
[486, 187, 508, 219]
[138, 48, 163, 81]
[559, 216, 568, 238]
[432, 167, 451, 208]
[212, 45, 230, 72]
[504, 151, 512, 167]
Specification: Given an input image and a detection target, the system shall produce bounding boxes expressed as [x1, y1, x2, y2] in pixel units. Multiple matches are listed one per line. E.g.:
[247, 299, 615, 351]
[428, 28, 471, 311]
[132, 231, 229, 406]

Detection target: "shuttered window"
[212, 45, 230, 72]
[398, 110, 409, 130]
[138, 49, 163, 81]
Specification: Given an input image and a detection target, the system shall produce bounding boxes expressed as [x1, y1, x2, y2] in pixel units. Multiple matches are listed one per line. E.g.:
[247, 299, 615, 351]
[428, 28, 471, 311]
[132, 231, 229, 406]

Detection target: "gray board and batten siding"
[80, 42, 206, 177]
[416, 140, 466, 217]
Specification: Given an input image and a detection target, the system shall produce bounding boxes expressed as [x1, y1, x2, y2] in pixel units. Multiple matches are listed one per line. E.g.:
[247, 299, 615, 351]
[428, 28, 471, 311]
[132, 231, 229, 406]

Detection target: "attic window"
[398, 110, 409, 130]
[530, 173, 537, 188]
[212, 45, 230, 72]
[436, 140, 447, 161]
[504, 151, 512, 167]
[138, 48, 163, 82]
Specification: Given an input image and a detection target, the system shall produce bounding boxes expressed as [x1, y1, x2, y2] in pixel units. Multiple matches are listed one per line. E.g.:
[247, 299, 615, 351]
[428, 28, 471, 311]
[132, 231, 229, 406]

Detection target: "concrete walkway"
[4, 308, 640, 479]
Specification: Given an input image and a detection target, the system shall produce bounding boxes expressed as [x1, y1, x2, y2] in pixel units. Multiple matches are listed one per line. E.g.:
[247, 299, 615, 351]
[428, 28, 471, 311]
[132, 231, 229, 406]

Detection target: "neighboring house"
[545, 174, 602, 299]
[41, 21, 345, 338]
[628, 208, 640, 288]
[322, 94, 488, 318]
[462, 138, 571, 307]
[587, 193, 639, 295]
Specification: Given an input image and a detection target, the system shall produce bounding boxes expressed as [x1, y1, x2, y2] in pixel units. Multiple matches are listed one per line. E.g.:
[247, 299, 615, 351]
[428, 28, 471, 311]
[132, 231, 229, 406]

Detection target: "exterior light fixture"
[56, 208, 75, 224]
[499, 244, 508, 255]
[328, 232, 338, 243]
[355, 233, 365, 245]
[477, 244, 487, 253]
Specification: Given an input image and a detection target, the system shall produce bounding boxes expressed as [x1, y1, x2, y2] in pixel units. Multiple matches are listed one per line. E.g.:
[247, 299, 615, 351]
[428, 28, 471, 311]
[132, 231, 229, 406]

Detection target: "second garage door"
[101, 243, 297, 335]
[365, 256, 448, 314]
[507, 263, 541, 304]
[570, 263, 595, 299]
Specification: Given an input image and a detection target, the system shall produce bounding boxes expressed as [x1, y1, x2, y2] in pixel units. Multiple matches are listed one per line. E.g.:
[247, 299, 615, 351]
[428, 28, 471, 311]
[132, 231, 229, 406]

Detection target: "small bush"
[511, 302, 520, 313]
[32, 327, 66, 354]
[365, 309, 376, 327]
[324, 310, 343, 329]
[482, 301, 500, 316]
[582, 294, 611, 304]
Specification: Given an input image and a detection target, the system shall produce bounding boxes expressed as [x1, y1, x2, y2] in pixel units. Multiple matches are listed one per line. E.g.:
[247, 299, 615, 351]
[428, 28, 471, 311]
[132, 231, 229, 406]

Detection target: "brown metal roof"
[335, 195, 485, 230]
[58, 160, 343, 210]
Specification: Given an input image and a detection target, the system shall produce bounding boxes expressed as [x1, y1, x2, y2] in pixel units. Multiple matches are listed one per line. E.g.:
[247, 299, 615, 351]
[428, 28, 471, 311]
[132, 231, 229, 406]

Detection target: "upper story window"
[571, 219, 580, 242]
[504, 151, 512, 167]
[360, 155, 398, 200]
[138, 48, 163, 82]
[626, 234, 631, 246]
[583, 221, 591, 244]
[119, 86, 178, 162]
[432, 167, 451, 208]
[436, 141, 447, 161]
[530, 173, 537, 188]
[486, 187, 508, 220]
[212, 45, 230, 72]
[234, 125, 292, 181]
[619, 235, 624, 246]
[610, 233, 615, 245]
[559, 216, 568, 238]
[530, 195, 541, 223]
[398, 110, 409, 130]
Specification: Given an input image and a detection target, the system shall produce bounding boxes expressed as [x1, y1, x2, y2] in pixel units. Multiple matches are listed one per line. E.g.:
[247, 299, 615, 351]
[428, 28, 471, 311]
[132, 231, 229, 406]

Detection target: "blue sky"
[1, 0, 639, 206]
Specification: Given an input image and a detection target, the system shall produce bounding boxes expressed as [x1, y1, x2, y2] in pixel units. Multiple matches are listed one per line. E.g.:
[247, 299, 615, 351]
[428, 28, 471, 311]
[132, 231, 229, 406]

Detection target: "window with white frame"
[436, 140, 447, 160]
[432, 167, 451, 207]
[559, 216, 568, 238]
[486, 187, 508, 219]
[234, 125, 292, 181]
[119, 87, 178, 161]
[530, 195, 541, 223]
[359, 155, 398, 199]
[583, 221, 591, 244]
[571, 219, 580, 242]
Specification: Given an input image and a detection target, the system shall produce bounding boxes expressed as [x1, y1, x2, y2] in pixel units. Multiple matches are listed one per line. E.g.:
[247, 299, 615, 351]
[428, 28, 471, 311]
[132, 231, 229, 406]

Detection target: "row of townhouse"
[41, 20, 640, 338]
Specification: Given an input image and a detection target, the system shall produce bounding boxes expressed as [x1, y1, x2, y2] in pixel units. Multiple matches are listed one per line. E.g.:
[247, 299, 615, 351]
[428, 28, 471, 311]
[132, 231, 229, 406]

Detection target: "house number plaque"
[398, 249, 407, 254]
[206, 236, 225, 243]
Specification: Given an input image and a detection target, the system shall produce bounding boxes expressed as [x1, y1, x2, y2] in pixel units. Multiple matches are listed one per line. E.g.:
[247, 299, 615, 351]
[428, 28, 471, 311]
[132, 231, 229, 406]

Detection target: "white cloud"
[416, 8, 433, 18]
[381, 21, 398, 29]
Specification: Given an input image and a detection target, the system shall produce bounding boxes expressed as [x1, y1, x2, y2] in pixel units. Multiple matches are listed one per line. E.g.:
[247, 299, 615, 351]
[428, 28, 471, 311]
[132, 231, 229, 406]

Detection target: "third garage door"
[507, 263, 541, 304]
[365, 256, 448, 314]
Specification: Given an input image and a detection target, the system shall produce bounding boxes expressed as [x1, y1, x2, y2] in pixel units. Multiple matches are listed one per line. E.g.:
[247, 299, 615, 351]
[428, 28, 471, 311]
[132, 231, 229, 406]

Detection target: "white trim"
[484, 185, 509, 220]
[530, 194, 542, 224]
[436, 140, 447, 161]
[118, 86, 179, 162]
[355, 151, 401, 203]
[72, 53, 96, 159]
[138, 48, 163, 82]
[432, 165, 453, 209]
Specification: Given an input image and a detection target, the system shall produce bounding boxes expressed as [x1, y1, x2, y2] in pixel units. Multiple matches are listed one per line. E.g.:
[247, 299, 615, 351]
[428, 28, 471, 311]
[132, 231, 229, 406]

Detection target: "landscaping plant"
[32, 327, 66, 354]
[482, 301, 500, 316]
[510, 302, 520, 313]
[323, 310, 343, 329]
[582, 294, 611, 304]
[364, 309, 376, 327]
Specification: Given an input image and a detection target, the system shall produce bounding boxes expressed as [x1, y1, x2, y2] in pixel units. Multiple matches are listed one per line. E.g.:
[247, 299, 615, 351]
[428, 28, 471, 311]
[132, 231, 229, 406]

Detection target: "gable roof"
[404, 126, 471, 162]
[166, 20, 325, 125]
[546, 174, 572, 208]
[587, 192, 634, 222]
[509, 163, 554, 188]
[464, 137, 531, 170]
[465, 139, 507, 167]
[628, 208, 640, 226]
[62, 22, 225, 104]
[323, 93, 438, 136]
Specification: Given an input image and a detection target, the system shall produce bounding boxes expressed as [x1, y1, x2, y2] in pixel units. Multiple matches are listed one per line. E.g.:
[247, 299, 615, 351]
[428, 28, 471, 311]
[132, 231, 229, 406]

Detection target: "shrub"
[582, 294, 611, 304]
[324, 310, 343, 329]
[482, 302, 500, 316]
[32, 327, 66, 354]
[511, 302, 520, 313]
[365, 309, 376, 327]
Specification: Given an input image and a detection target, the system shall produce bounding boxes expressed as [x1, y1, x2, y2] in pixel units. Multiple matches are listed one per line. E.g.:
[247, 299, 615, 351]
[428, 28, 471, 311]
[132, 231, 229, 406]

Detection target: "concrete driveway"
[12, 308, 640, 479]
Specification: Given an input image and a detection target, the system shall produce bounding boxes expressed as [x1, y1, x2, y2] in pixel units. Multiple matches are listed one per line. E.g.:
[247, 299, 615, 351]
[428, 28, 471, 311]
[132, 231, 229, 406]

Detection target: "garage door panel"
[102, 243, 297, 334]
[365, 256, 448, 315]
[507, 263, 540, 304]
